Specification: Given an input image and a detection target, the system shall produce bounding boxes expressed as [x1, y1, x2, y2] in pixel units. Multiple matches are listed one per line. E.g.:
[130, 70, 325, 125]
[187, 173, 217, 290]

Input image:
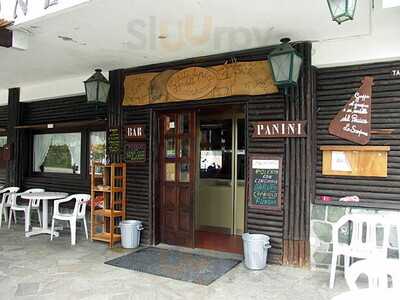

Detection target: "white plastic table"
[21, 192, 68, 237]
[332, 289, 400, 300]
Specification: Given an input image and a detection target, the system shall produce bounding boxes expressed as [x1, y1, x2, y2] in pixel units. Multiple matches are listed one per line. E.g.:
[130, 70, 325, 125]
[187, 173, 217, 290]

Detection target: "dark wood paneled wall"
[0, 105, 8, 127]
[0, 105, 8, 186]
[316, 60, 400, 210]
[119, 42, 314, 266]
[21, 96, 105, 194]
[23, 95, 105, 124]
[123, 109, 152, 244]
[247, 94, 285, 264]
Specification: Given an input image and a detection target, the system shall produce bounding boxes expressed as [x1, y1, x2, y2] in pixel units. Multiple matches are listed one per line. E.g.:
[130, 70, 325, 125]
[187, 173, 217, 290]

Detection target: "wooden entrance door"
[159, 112, 196, 247]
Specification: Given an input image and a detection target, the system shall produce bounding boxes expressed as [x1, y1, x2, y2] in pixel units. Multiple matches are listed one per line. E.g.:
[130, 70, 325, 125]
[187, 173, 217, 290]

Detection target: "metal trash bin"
[242, 233, 271, 270]
[120, 220, 143, 249]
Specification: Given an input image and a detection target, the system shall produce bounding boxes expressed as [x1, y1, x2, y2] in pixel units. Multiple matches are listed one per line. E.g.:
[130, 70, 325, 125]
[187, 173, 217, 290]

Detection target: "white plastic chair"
[329, 214, 390, 288]
[345, 258, 400, 290]
[50, 194, 90, 245]
[0, 187, 20, 228]
[8, 188, 45, 232]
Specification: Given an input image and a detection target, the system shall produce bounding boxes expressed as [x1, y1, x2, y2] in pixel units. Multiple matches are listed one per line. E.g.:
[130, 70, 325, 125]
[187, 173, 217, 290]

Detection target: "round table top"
[20, 192, 68, 200]
[332, 289, 400, 300]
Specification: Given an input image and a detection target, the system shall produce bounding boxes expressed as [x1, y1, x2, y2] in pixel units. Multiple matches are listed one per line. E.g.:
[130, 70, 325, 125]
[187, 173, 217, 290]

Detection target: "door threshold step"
[155, 243, 243, 261]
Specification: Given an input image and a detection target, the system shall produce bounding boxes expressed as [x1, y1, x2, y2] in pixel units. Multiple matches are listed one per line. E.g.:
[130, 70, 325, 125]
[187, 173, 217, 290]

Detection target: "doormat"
[104, 247, 241, 285]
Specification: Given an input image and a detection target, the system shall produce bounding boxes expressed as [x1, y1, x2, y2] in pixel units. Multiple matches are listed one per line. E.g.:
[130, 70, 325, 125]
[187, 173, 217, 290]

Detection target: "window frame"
[30, 126, 105, 180]
[88, 130, 107, 175]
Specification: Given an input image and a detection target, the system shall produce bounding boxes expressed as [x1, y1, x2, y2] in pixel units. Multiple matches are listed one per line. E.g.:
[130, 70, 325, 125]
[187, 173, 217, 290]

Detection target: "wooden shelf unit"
[91, 162, 126, 247]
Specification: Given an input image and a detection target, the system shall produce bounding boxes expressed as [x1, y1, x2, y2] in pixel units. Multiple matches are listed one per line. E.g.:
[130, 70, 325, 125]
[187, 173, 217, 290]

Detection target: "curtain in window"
[52, 133, 81, 172]
[33, 134, 53, 172]
[34, 133, 81, 173]
[90, 131, 106, 145]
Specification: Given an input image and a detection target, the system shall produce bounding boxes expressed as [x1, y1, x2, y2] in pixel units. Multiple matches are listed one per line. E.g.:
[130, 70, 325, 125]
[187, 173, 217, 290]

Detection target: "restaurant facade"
[2, 40, 400, 268]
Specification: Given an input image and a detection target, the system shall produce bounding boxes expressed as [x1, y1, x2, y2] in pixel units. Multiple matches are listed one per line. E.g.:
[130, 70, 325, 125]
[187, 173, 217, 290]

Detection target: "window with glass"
[33, 132, 81, 174]
[0, 136, 7, 148]
[89, 131, 106, 174]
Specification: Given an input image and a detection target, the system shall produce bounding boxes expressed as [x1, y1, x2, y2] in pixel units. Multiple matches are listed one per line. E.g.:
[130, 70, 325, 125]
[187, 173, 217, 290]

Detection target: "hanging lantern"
[268, 38, 303, 89]
[327, 0, 357, 24]
[84, 69, 110, 104]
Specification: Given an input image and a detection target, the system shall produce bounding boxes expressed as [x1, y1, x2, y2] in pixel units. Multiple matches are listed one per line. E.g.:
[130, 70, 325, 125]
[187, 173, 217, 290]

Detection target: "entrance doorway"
[158, 112, 196, 248]
[195, 107, 245, 254]
[157, 106, 245, 254]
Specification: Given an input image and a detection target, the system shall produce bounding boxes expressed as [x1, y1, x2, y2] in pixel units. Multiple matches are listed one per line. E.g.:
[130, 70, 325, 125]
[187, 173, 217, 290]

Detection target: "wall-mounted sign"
[248, 154, 282, 211]
[252, 121, 307, 138]
[125, 124, 145, 140]
[321, 145, 389, 177]
[122, 61, 278, 106]
[392, 70, 400, 76]
[329, 76, 373, 145]
[167, 67, 218, 100]
[125, 142, 146, 163]
[108, 127, 121, 154]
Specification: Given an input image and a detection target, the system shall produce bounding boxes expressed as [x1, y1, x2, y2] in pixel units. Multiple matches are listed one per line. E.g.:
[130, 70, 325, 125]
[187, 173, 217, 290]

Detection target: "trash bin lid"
[120, 220, 142, 226]
[242, 233, 270, 242]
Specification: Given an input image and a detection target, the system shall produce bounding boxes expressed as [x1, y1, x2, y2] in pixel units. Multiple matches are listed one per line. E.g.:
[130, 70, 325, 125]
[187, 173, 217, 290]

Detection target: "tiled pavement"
[0, 225, 348, 300]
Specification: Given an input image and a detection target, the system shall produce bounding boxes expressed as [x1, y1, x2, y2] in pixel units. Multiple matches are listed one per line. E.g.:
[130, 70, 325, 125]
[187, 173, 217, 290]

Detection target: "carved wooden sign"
[329, 76, 373, 145]
[252, 121, 307, 138]
[167, 67, 217, 100]
[122, 61, 278, 106]
[125, 124, 145, 140]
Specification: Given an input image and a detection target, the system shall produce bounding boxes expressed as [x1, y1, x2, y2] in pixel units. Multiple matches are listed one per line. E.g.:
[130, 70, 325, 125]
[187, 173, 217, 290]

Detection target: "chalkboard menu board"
[108, 127, 121, 154]
[248, 154, 282, 210]
[125, 142, 146, 163]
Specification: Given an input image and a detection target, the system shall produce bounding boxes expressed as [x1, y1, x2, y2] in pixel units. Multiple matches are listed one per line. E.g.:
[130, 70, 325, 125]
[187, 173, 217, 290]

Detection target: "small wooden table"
[21, 192, 68, 238]
[332, 289, 400, 300]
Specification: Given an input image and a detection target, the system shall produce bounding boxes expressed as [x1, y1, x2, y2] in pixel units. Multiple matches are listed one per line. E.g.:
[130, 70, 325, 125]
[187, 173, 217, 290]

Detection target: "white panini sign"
[0, 0, 90, 26]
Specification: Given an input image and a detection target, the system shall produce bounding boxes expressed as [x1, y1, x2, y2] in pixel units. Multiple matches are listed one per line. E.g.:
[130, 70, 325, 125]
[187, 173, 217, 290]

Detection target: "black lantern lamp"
[327, 0, 357, 24]
[268, 38, 302, 93]
[84, 69, 110, 104]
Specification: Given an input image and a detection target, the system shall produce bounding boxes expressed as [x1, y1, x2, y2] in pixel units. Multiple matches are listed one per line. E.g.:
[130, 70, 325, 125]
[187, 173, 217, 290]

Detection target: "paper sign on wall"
[252, 159, 279, 169]
[331, 151, 352, 172]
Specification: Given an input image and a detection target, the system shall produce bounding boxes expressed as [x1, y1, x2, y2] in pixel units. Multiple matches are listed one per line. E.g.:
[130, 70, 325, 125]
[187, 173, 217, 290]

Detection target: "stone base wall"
[310, 204, 400, 270]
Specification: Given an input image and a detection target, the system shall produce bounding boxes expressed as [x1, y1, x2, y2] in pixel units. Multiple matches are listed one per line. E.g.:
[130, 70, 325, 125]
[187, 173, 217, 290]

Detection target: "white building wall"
[313, 4, 400, 67]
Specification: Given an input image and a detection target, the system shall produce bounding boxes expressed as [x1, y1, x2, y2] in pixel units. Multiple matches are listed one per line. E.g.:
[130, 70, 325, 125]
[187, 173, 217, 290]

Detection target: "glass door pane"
[165, 137, 176, 158]
[165, 163, 176, 181]
[179, 138, 190, 158]
[165, 115, 176, 134]
[179, 113, 190, 134]
[179, 163, 190, 182]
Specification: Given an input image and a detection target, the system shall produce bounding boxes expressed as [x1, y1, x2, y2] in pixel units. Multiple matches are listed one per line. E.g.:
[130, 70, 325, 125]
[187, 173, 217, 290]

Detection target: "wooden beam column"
[282, 42, 315, 267]
[107, 69, 124, 163]
[7, 88, 24, 187]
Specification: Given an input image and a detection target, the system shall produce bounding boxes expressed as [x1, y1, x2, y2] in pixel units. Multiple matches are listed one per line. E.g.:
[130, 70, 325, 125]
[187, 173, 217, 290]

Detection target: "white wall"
[0, 72, 110, 105]
[313, 4, 400, 67]
[0, 90, 8, 106]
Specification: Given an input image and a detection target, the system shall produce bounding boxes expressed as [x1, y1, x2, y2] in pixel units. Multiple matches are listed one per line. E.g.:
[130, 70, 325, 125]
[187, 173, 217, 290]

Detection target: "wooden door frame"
[156, 110, 197, 248]
[151, 102, 248, 248]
